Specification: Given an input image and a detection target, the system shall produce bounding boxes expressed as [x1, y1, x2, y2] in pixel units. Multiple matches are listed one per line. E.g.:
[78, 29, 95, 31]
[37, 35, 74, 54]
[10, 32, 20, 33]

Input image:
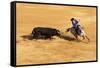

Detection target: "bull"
[31, 27, 60, 39]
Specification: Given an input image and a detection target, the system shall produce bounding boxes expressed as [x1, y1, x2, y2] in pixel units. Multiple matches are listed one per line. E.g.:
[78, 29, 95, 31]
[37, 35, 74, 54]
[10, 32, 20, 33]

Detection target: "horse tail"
[66, 28, 70, 32]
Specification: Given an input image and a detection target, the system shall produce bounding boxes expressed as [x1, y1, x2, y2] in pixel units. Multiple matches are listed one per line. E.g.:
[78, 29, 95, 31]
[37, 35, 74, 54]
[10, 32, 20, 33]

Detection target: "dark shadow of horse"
[58, 35, 76, 41]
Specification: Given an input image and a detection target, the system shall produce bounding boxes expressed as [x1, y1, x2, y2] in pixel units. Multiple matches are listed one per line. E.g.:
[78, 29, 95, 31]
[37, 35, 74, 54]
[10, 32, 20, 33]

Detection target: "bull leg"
[49, 37, 52, 40]
[48, 36, 52, 40]
[43, 35, 49, 40]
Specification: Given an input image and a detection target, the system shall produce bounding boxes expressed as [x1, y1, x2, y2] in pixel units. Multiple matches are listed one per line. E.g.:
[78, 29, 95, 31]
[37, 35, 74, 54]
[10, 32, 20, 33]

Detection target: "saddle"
[73, 25, 82, 35]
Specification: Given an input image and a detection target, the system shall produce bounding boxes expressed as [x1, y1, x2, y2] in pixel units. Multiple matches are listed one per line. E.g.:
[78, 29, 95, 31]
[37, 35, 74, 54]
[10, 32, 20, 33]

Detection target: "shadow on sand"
[21, 34, 76, 41]
[21, 35, 54, 40]
[21, 35, 33, 40]
[59, 35, 75, 41]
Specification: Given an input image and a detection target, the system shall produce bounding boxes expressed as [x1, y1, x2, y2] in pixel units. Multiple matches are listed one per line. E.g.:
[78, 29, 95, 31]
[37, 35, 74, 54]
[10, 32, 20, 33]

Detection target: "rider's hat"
[71, 18, 74, 21]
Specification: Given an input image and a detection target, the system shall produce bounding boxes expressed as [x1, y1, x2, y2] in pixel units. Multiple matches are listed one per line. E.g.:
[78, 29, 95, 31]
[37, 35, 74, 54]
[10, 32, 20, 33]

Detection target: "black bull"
[31, 27, 61, 39]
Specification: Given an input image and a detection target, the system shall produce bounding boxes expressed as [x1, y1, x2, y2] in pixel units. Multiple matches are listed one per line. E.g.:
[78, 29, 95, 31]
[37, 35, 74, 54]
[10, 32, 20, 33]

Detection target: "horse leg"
[74, 34, 79, 40]
[85, 35, 90, 42]
[82, 35, 85, 40]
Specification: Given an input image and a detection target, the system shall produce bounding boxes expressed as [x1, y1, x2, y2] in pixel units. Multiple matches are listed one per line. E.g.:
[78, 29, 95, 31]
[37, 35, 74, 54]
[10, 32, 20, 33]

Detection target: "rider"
[70, 18, 80, 35]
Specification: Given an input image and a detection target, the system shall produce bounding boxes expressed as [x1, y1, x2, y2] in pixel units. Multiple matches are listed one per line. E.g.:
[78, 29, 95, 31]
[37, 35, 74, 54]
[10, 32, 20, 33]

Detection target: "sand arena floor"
[16, 3, 97, 65]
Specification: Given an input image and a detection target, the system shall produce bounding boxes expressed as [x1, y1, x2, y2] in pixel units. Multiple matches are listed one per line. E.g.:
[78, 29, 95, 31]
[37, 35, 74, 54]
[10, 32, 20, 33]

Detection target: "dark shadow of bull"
[21, 34, 76, 41]
[21, 35, 33, 40]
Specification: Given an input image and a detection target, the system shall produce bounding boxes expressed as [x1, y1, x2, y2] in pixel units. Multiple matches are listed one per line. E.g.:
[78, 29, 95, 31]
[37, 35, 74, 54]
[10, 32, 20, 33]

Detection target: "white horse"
[66, 25, 90, 42]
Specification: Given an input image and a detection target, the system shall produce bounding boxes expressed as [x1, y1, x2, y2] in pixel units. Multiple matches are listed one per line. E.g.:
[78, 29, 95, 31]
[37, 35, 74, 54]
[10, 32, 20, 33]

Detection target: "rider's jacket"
[72, 20, 79, 28]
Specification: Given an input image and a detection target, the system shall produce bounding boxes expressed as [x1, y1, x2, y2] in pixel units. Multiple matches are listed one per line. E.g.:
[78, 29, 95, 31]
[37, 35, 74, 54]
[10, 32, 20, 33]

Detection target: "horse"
[66, 25, 90, 42]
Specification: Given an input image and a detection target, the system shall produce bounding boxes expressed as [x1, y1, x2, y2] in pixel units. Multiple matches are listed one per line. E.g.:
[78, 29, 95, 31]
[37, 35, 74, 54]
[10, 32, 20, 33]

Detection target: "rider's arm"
[75, 20, 79, 24]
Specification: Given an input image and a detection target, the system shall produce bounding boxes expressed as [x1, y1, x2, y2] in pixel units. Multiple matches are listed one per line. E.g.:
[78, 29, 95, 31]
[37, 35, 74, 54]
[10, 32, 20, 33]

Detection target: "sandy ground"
[16, 3, 97, 65]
